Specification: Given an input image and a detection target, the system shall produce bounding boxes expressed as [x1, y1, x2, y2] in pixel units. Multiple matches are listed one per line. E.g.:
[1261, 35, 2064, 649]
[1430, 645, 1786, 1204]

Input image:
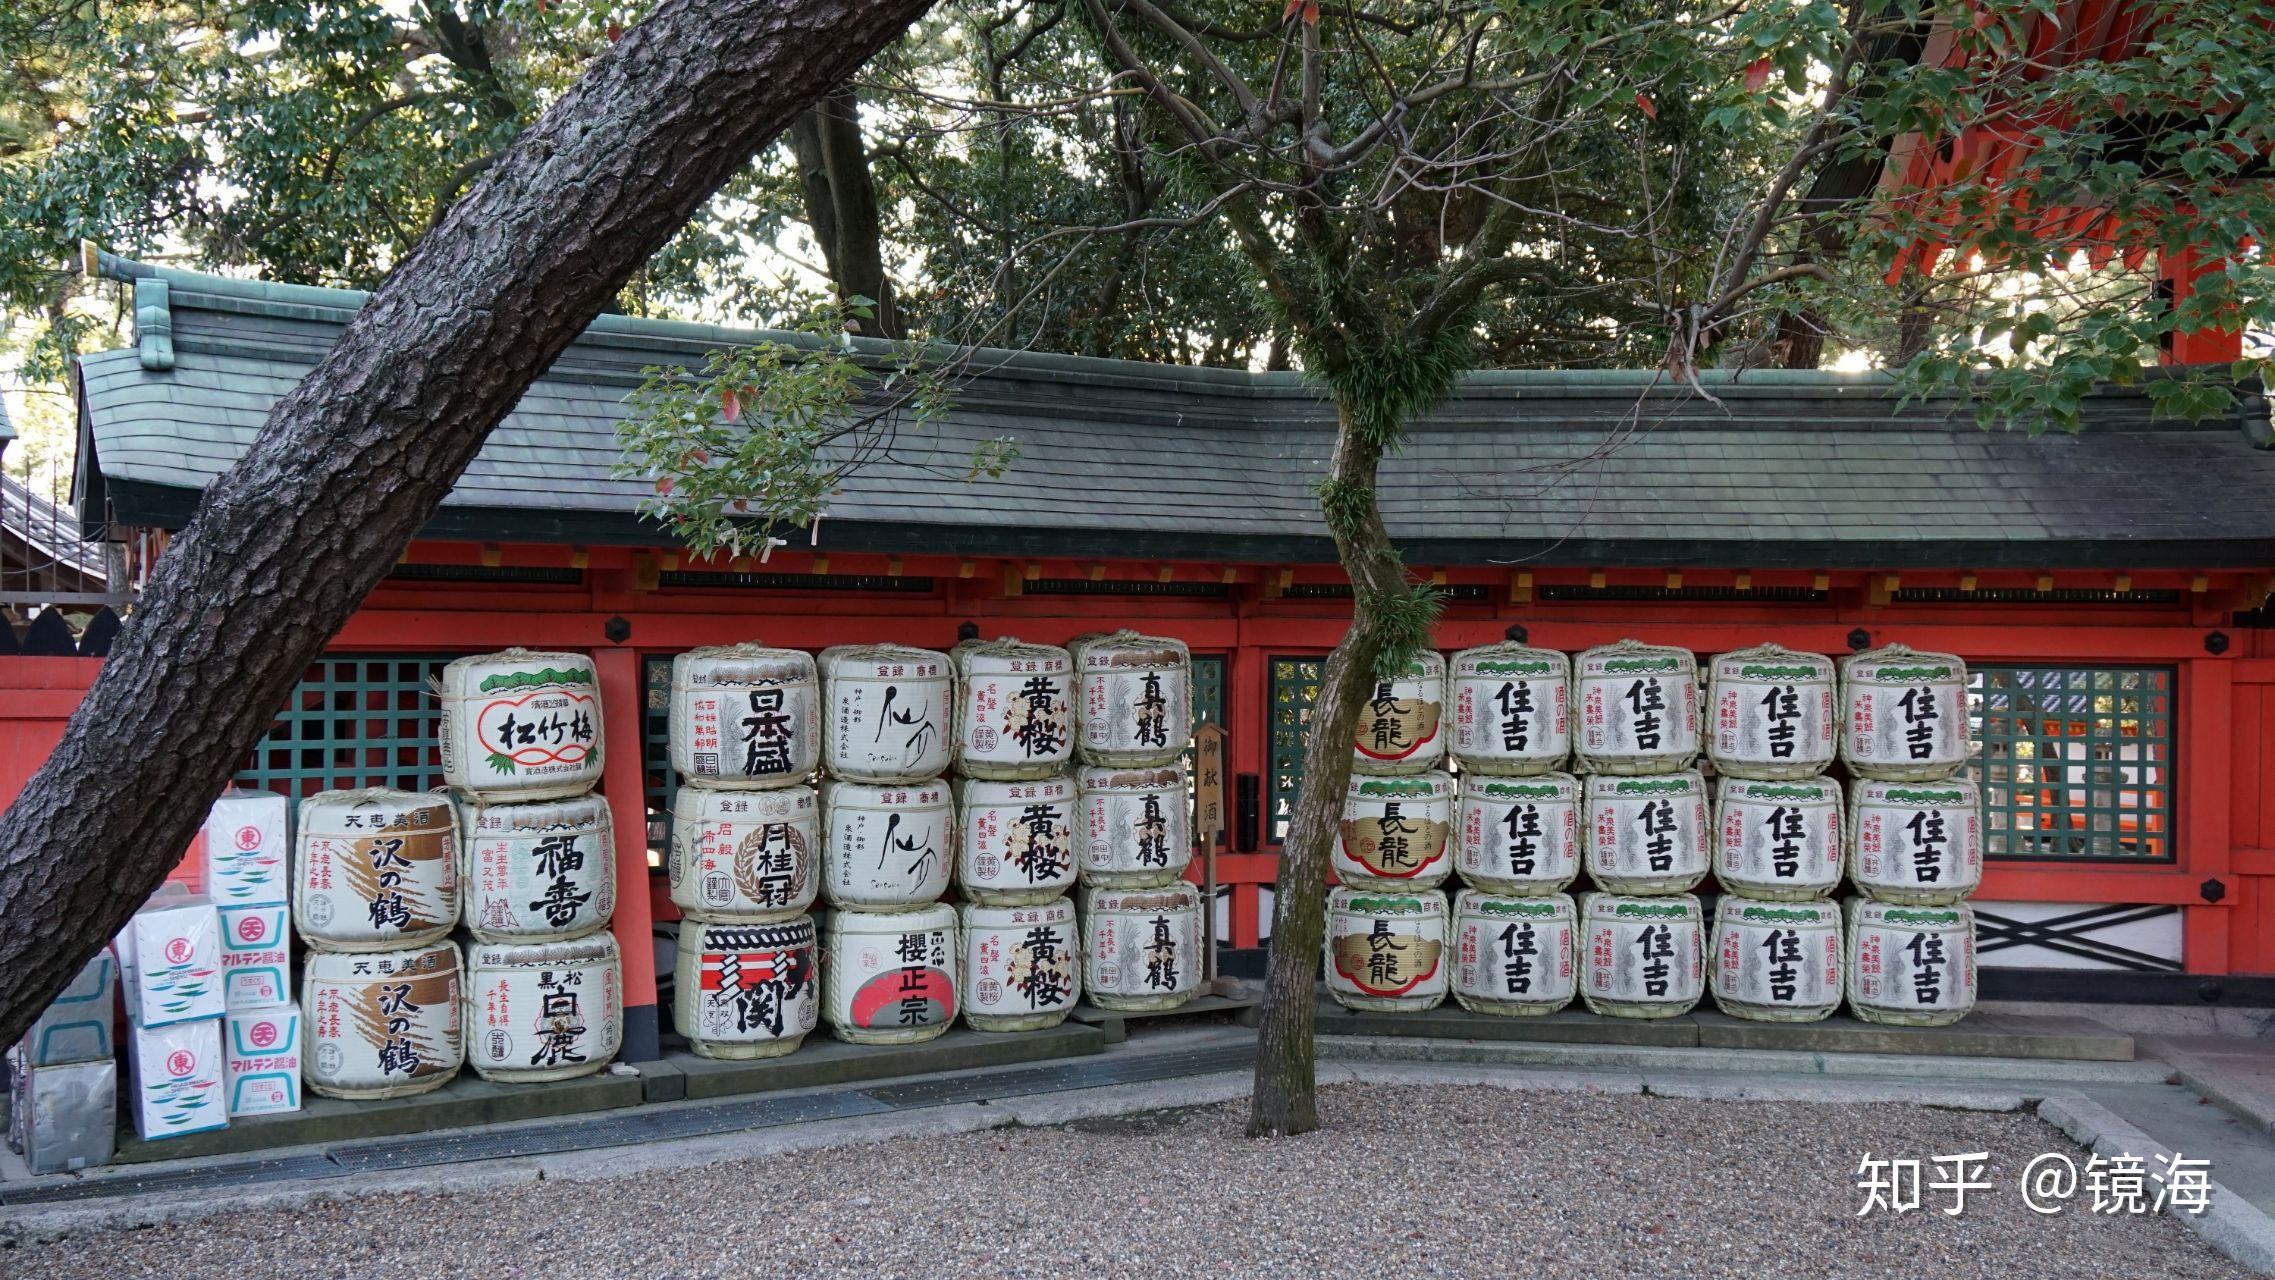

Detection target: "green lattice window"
[1970, 665, 2174, 862]
[1269, 656, 1325, 846]
[234, 653, 460, 800]
[642, 654, 676, 870]
[1192, 653, 1225, 730]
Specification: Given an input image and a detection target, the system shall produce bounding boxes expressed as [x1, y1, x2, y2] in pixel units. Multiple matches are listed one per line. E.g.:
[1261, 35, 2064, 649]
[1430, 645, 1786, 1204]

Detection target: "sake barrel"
[1454, 772, 1581, 896]
[668, 784, 819, 922]
[1352, 650, 1446, 775]
[1335, 772, 1455, 891]
[1706, 644, 1838, 779]
[296, 789, 459, 951]
[820, 779, 954, 911]
[438, 649, 604, 800]
[1448, 643, 1572, 775]
[668, 644, 820, 788]
[1849, 777, 1983, 905]
[1572, 640, 1700, 774]
[1711, 898, 1842, 1023]
[1712, 776, 1843, 902]
[1069, 630, 1192, 768]
[1584, 772, 1709, 896]
[1452, 890, 1578, 1016]
[819, 644, 954, 783]
[957, 775, 1079, 905]
[673, 917, 819, 1060]
[823, 903, 958, 1045]
[1846, 899, 1976, 1027]
[960, 899, 1081, 1032]
[1077, 764, 1192, 889]
[1081, 883, 1202, 1011]
[1839, 644, 1971, 781]
[464, 934, 622, 1082]
[953, 638, 1074, 779]
[302, 942, 462, 1100]
[1580, 893, 1704, 1019]
[1324, 887, 1449, 1012]
[457, 792, 617, 943]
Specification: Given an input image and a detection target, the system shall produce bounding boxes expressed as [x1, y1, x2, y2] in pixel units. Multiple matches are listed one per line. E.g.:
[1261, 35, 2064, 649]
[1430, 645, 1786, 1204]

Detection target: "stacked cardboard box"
[116, 884, 228, 1141]
[7, 948, 119, 1173]
[204, 789, 302, 1117]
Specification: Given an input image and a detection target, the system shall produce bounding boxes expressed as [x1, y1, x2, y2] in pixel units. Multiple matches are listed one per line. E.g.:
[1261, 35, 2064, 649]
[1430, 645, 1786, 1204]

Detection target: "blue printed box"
[224, 1007, 301, 1117]
[20, 948, 116, 1066]
[218, 903, 291, 1010]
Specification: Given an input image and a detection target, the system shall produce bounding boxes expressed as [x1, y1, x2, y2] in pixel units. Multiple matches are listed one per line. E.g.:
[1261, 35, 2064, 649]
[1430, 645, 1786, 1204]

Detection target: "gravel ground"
[3, 1084, 2249, 1280]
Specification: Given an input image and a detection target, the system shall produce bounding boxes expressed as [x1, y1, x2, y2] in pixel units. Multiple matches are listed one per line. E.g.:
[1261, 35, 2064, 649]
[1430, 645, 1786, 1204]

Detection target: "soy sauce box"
[126, 1017, 227, 1140]
[115, 885, 224, 1027]
[223, 1007, 303, 1117]
[202, 789, 290, 906]
[20, 946, 116, 1065]
[218, 903, 292, 1010]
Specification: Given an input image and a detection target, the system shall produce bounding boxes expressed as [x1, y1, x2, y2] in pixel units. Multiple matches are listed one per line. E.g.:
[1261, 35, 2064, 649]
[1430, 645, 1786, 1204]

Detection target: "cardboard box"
[6, 1047, 117, 1174]
[116, 885, 224, 1027]
[19, 947, 116, 1065]
[125, 1017, 227, 1141]
[218, 902, 292, 1010]
[223, 1006, 303, 1117]
[202, 789, 289, 906]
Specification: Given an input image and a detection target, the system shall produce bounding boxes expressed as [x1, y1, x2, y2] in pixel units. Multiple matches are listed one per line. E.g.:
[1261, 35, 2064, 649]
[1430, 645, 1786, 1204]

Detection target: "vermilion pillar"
[594, 645, 662, 1061]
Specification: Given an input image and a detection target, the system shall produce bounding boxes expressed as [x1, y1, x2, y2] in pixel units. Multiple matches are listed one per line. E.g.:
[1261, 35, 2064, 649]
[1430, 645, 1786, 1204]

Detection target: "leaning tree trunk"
[0, 0, 936, 1046]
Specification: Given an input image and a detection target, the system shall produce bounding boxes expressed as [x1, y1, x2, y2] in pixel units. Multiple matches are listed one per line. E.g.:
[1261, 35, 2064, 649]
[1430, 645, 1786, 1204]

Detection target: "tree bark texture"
[791, 88, 902, 338]
[0, 0, 936, 1046]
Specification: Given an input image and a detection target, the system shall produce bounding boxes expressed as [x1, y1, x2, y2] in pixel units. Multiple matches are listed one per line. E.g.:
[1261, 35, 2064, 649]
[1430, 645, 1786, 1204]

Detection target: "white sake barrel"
[437, 649, 604, 800]
[1839, 644, 1972, 781]
[1352, 650, 1446, 775]
[1713, 777, 1844, 902]
[1077, 764, 1191, 888]
[1448, 643, 1572, 775]
[1572, 640, 1700, 774]
[1711, 898, 1842, 1023]
[819, 644, 954, 783]
[953, 638, 1074, 779]
[1081, 882, 1202, 1011]
[464, 934, 622, 1082]
[820, 779, 953, 912]
[957, 775, 1078, 905]
[296, 789, 459, 951]
[1454, 772, 1581, 896]
[823, 904, 958, 1045]
[673, 917, 819, 1059]
[1335, 772, 1454, 891]
[1849, 777, 1983, 905]
[457, 792, 616, 943]
[1070, 631, 1192, 768]
[1580, 892, 1704, 1019]
[668, 784, 818, 922]
[1452, 890, 1578, 1016]
[668, 644, 820, 787]
[1847, 899, 1976, 1026]
[961, 899, 1081, 1031]
[302, 942, 462, 1100]
[1707, 644, 1838, 779]
[1584, 772, 1709, 896]
[1324, 887, 1449, 1012]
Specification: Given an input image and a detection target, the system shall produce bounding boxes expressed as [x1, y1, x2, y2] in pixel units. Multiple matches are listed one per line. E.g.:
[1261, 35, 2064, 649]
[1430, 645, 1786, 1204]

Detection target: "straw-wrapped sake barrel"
[296, 789, 458, 951]
[303, 942, 462, 1100]
[1070, 631, 1191, 768]
[668, 783, 818, 921]
[1839, 644, 1971, 781]
[1081, 883, 1202, 1012]
[953, 638, 1074, 780]
[1077, 764, 1191, 889]
[961, 899, 1081, 1031]
[1710, 898, 1842, 1023]
[673, 917, 819, 1059]
[1706, 644, 1838, 779]
[1580, 893, 1704, 1019]
[956, 775, 1078, 905]
[1572, 640, 1700, 774]
[1334, 772, 1454, 891]
[1453, 772, 1581, 896]
[823, 904, 958, 1045]
[820, 779, 954, 911]
[1846, 900, 1976, 1027]
[1849, 778, 1983, 905]
[1324, 888, 1449, 1012]
[1452, 890, 1577, 1016]
[818, 644, 954, 783]
[464, 934, 622, 1082]
[668, 644, 820, 787]
[438, 649, 603, 800]
[1447, 643, 1572, 776]
[1584, 772, 1709, 896]
[1352, 651, 1446, 776]
[1712, 777, 1843, 902]
[457, 792, 616, 943]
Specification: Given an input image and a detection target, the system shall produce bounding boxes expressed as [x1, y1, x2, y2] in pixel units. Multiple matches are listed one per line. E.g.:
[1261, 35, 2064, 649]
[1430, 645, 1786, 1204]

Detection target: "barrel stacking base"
[966, 1011, 1073, 1033]
[688, 1035, 810, 1061]
[829, 1023, 952, 1047]
[1451, 993, 1572, 1017]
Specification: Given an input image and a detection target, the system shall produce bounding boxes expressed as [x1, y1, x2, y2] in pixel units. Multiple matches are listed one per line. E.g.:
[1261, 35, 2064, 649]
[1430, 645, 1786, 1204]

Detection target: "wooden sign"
[1193, 721, 1227, 849]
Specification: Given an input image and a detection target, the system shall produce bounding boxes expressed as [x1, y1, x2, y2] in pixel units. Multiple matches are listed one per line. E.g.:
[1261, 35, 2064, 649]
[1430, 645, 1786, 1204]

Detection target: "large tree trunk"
[790, 87, 902, 338]
[0, 0, 934, 1047]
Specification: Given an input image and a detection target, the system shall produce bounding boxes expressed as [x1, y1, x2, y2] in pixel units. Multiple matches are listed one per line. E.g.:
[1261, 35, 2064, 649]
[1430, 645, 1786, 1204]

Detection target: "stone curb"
[2038, 1089, 2275, 1277]
[1318, 1033, 2173, 1083]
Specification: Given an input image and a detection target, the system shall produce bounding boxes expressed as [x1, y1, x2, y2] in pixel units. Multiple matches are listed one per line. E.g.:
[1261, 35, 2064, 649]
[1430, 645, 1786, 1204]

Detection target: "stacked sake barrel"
[1326, 651, 1456, 1013]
